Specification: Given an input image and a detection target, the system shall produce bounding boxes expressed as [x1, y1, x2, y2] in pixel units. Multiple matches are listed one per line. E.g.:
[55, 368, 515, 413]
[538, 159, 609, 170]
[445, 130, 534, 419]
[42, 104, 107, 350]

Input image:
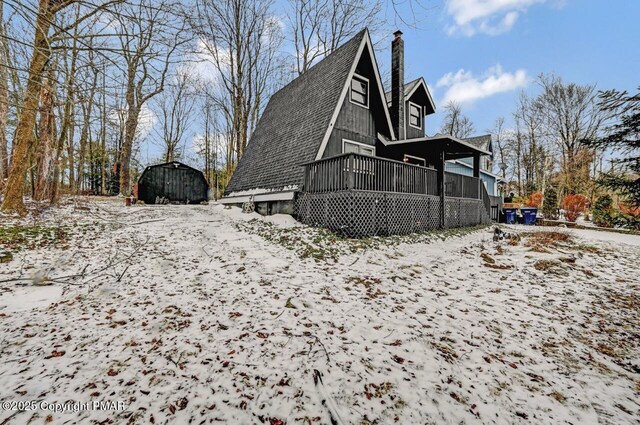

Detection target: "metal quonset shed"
[137, 161, 209, 204]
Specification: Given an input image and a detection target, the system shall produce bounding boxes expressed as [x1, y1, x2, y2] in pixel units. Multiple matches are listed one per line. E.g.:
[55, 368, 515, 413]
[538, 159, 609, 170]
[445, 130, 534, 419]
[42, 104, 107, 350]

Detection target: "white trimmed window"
[408, 102, 422, 129]
[343, 139, 375, 174]
[350, 74, 369, 108]
[343, 139, 375, 156]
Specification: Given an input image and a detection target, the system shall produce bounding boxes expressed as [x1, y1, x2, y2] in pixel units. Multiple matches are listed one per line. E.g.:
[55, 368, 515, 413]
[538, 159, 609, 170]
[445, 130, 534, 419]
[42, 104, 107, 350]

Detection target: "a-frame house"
[222, 29, 498, 237]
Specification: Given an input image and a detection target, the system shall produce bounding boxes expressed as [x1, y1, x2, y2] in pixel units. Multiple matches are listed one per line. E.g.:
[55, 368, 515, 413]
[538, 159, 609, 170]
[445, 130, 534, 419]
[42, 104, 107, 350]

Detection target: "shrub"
[512, 196, 528, 206]
[592, 195, 615, 228]
[617, 203, 640, 230]
[619, 202, 640, 217]
[527, 192, 543, 208]
[562, 194, 589, 222]
[542, 188, 558, 220]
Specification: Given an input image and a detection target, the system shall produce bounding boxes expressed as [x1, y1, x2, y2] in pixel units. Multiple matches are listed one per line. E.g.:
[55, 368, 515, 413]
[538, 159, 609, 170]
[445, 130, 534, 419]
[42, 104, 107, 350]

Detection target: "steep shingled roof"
[463, 135, 492, 153]
[224, 29, 367, 195]
[384, 78, 421, 104]
[384, 77, 436, 116]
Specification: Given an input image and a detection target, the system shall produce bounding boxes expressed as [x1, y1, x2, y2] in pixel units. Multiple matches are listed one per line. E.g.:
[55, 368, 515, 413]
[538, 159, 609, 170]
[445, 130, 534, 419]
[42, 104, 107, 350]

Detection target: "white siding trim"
[315, 31, 396, 161]
[405, 78, 436, 114]
[403, 154, 425, 165]
[220, 191, 296, 204]
[450, 159, 501, 178]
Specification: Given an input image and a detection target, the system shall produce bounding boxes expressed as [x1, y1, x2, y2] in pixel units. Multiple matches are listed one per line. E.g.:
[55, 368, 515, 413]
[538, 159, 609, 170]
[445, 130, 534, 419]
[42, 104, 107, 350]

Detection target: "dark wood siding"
[405, 99, 425, 139]
[323, 95, 377, 157]
[322, 44, 391, 158]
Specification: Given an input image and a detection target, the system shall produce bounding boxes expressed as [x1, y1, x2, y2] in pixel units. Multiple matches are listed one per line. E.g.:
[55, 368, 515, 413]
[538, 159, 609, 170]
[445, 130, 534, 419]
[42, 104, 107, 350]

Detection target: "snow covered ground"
[1, 197, 639, 424]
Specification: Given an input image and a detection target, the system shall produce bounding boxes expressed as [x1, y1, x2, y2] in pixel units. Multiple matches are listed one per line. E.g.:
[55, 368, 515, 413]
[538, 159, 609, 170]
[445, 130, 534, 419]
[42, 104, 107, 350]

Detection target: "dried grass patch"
[346, 276, 385, 299]
[523, 231, 572, 252]
[549, 391, 566, 403]
[533, 259, 561, 272]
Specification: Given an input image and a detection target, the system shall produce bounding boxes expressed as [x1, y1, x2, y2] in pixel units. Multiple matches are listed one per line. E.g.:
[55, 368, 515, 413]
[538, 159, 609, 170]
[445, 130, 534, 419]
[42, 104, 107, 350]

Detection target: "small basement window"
[350, 74, 369, 108]
[409, 102, 422, 129]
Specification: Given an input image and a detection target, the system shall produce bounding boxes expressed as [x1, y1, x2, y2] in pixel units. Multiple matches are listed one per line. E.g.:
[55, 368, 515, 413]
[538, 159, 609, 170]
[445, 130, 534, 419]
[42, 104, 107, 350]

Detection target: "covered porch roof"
[378, 134, 491, 160]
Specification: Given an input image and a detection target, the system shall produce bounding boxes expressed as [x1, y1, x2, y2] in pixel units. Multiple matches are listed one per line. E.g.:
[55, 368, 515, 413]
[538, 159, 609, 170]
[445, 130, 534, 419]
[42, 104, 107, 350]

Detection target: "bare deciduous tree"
[192, 0, 284, 174]
[75, 52, 99, 192]
[0, 0, 9, 187]
[489, 117, 507, 180]
[440, 101, 474, 139]
[288, 0, 382, 75]
[1, 0, 122, 214]
[536, 74, 605, 195]
[152, 67, 198, 162]
[114, 0, 188, 196]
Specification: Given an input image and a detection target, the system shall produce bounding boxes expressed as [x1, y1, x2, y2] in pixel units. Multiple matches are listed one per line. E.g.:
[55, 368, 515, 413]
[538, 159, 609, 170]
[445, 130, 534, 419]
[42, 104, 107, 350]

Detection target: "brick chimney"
[391, 30, 405, 140]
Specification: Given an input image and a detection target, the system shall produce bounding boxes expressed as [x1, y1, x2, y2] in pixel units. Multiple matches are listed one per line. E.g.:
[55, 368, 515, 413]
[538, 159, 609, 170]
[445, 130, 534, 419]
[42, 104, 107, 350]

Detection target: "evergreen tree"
[542, 187, 558, 219]
[584, 88, 640, 207]
[592, 194, 615, 227]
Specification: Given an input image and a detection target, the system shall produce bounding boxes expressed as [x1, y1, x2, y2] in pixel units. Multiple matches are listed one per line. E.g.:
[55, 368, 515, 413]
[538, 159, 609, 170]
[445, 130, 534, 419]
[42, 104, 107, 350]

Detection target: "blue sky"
[376, 0, 640, 135]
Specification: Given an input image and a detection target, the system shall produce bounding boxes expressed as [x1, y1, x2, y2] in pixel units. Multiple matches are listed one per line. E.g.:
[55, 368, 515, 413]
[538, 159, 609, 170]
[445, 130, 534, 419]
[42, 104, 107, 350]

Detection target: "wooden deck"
[299, 153, 494, 237]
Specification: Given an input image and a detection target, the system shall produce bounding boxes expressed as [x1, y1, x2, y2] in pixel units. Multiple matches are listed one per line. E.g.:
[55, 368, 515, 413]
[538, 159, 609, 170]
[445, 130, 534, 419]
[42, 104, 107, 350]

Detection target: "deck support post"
[347, 154, 355, 190]
[437, 149, 445, 228]
[473, 153, 481, 199]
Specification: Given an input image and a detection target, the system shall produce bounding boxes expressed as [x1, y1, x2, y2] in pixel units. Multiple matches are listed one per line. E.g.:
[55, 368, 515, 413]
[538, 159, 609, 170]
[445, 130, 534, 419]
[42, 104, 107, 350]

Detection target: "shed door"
[163, 167, 184, 202]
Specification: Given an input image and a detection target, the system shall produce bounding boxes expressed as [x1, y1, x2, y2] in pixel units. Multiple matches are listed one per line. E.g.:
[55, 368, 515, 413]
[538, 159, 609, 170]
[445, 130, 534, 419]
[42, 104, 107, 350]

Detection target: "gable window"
[343, 139, 375, 156]
[350, 74, 369, 108]
[408, 102, 422, 129]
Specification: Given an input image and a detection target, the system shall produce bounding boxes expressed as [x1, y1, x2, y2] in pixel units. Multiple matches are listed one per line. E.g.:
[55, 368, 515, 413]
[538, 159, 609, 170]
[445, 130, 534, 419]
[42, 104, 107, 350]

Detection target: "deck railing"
[444, 172, 480, 199]
[302, 153, 484, 201]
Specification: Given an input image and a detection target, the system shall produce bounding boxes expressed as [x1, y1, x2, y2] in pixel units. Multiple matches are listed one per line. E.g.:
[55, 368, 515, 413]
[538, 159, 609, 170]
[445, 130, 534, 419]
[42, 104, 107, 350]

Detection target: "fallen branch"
[313, 369, 344, 425]
[116, 265, 130, 282]
[308, 334, 330, 363]
[128, 218, 166, 226]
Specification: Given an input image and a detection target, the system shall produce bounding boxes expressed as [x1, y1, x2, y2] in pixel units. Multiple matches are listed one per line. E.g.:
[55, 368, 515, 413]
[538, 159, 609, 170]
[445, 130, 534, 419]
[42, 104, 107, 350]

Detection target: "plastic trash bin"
[503, 208, 517, 224]
[521, 208, 538, 225]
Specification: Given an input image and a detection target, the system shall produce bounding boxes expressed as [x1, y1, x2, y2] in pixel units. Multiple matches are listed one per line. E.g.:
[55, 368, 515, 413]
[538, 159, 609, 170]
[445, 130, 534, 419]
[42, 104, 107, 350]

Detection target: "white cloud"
[190, 38, 229, 84]
[137, 104, 157, 141]
[436, 65, 528, 105]
[445, 0, 545, 36]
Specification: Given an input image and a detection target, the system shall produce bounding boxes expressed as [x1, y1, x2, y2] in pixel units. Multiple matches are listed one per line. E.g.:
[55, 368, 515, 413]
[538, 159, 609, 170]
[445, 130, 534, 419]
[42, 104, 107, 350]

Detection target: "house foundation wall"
[296, 190, 490, 238]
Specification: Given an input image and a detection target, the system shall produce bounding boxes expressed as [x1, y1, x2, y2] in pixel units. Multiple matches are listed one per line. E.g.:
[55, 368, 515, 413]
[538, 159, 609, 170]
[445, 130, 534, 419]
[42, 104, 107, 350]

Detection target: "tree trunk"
[1, 0, 53, 214]
[75, 67, 98, 193]
[100, 112, 106, 195]
[50, 24, 79, 203]
[0, 0, 9, 188]
[100, 65, 107, 195]
[34, 66, 56, 201]
[118, 103, 140, 196]
[66, 104, 75, 191]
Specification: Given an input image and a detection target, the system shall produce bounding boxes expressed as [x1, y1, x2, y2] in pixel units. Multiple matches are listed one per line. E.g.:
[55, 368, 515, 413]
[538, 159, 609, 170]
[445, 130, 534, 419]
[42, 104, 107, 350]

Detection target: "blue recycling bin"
[521, 208, 538, 225]
[504, 208, 517, 224]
